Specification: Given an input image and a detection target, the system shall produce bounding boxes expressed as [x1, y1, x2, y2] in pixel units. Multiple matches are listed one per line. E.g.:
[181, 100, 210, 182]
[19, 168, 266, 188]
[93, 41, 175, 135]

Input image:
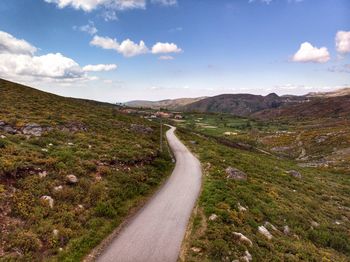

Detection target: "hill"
[125, 97, 207, 110]
[307, 87, 350, 98]
[252, 95, 350, 120]
[182, 93, 307, 117]
[0, 79, 172, 261]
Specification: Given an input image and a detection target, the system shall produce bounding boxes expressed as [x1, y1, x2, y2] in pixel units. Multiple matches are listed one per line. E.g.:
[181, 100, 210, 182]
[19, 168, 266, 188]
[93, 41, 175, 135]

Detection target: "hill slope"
[125, 97, 207, 110]
[252, 95, 350, 120]
[183, 93, 306, 117]
[0, 79, 172, 261]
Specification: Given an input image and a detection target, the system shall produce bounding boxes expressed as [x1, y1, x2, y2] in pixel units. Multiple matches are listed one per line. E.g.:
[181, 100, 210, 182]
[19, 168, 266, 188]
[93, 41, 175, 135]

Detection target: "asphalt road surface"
[97, 125, 202, 262]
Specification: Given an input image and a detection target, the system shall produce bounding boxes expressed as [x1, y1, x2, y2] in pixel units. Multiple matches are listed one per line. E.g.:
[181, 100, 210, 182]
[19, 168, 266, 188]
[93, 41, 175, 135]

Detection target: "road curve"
[97, 125, 202, 262]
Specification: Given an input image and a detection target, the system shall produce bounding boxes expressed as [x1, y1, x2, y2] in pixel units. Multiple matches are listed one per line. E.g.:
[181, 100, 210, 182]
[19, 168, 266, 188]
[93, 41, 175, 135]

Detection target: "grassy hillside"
[178, 127, 350, 261]
[0, 79, 173, 261]
[125, 97, 207, 110]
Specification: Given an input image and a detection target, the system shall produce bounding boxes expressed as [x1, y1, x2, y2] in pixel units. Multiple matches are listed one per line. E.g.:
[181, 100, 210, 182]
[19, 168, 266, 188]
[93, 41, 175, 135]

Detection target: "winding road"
[97, 125, 202, 262]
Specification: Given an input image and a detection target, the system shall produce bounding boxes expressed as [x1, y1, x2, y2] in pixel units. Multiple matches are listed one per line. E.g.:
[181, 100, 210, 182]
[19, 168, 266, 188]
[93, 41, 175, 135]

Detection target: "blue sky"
[0, 0, 349, 102]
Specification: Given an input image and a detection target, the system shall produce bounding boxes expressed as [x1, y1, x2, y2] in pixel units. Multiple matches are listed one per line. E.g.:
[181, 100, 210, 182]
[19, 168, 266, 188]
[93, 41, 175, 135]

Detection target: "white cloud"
[102, 10, 118, 21]
[90, 35, 149, 57]
[44, 0, 146, 12]
[158, 55, 174, 60]
[151, 0, 177, 6]
[0, 31, 37, 55]
[0, 31, 114, 85]
[328, 64, 350, 73]
[335, 31, 350, 54]
[151, 42, 182, 54]
[83, 64, 117, 72]
[74, 21, 98, 35]
[292, 42, 330, 63]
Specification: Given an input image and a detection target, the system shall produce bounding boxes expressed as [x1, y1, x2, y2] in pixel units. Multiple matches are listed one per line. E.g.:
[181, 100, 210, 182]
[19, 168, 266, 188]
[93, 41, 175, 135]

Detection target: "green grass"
[177, 125, 350, 261]
[0, 79, 173, 261]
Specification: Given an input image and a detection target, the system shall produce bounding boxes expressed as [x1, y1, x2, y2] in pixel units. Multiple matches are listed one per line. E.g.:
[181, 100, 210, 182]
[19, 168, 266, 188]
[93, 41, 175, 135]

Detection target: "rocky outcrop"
[0, 121, 17, 134]
[130, 124, 153, 134]
[226, 167, 247, 181]
[233, 232, 253, 247]
[22, 123, 43, 137]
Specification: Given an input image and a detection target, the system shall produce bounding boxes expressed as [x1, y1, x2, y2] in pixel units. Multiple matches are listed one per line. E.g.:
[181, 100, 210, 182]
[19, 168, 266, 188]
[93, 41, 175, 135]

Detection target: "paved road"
[97, 125, 202, 262]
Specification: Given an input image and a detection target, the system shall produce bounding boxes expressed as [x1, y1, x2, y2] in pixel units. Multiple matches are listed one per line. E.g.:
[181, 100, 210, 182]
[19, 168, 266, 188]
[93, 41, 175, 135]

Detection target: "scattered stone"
[237, 202, 247, 212]
[258, 226, 273, 240]
[190, 140, 197, 145]
[130, 124, 153, 134]
[311, 221, 320, 228]
[209, 214, 218, 221]
[66, 175, 78, 184]
[315, 136, 327, 143]
[22, 123, 43, 137]
[241, 250, 252, 262]
[77, 204, 84, 209]
[283, 225, 290, 235]
[191, 247, 201, 253]
[48, 143, 53, 147]
[41, 195, 54, 208]
[264, 222, 278, 231]
[59, 122, 87, 133]
[335, 220, 341, 225]
[88, 144, 92, 149]
[41, 148, 48, 152]
[38, 171, 47, 178]
[0, 121, 17, 134]
[67, 142, 74, 146]
[226, 167, 247, 181]
[287, 170, 302, 179]
[54, 185, 63, 191]
[95, 174, 102, 182]
[53, 229, 59, 237]
[233, 232, 253, 247]
[0, 135, 6, 139]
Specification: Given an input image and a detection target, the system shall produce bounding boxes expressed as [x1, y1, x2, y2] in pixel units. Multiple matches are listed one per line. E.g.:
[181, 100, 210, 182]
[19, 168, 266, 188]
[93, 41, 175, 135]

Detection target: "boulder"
[226, 167, 247, 181]
[237, 202, 247, 212]
[233, 232, 253, 247]
[130, 124, 153, 134]
[258, 226, 273, 240]
[38, 171, 47, 178]
[191, 247, 201, 253]
[241, 250, 252, 262]
[22, 123, 43, 137]
[41, 195, 54, 208]
[0, 121, 17, 134]
[287, 170, 302, 179]
[66, 175, 78, 184]
[311, 221, 320, 228]
[283, 225, 290, 235]
[209, 214, 218, 221]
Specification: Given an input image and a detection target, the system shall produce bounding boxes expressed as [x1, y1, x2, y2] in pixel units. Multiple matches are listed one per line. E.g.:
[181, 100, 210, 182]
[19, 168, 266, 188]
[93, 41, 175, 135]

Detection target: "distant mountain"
[182, 93, 307, 117]
[125, 97, 207, 110]
[252, 95, 350, 120]
[306, 87, 350, 98]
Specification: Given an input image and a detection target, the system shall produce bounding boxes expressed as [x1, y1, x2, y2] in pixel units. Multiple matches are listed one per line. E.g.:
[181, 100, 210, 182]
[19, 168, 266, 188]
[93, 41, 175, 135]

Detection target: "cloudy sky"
[0, 0, 349, 102]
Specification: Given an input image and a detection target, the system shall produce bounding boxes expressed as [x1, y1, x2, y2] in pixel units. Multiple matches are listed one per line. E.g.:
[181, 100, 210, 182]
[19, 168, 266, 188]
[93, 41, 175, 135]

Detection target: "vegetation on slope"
[178, 127, 350, 261]
[0, 79, 173, 261]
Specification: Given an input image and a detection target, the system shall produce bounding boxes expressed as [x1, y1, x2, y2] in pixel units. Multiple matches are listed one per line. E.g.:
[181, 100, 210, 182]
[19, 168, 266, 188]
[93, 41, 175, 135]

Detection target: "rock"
[209, 214, 218, 221]
[48, 143, 53, 147]
[59, 122, 88, 133]
[88, 144, 92, 149]
[41, 148, 48, 152]
[0, 121, 17, 134]
[41, 195, 54, 208]
[241, 250, 252, 262]
[54, 185, 63, 191]
[67, 142, 74, 146]
[258, 226, 273, 240]
[237, 202, 247, 212]
[22, 123, 43, 137]
[283, 225, 290, 235]
[287, 170, 302, 179]
[233, 232, 253, 247]
[130, 124, 153, 134]
[226, 167, 247, 181]
[191, 247, 201, 253]
[190, 140, 197, 145]
[38, 171, 47, 178]
[264, 221, 278, 231]
[66, 175, 78, 184]
[0, 135, 6, 139]
[53, 229, 59, 237]
[311, 221, 320, 228]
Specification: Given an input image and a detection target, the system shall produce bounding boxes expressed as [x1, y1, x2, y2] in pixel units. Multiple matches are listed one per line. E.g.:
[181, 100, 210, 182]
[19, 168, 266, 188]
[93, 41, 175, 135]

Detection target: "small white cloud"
[74, 21, 98, 35]
[152, 42, 182, 54]
[90, 35, 120, 50]
[151, 0, 177, 6]
[102, 10, 118, 21]
[0, 31, 37, 55]
[158, 55, 174, 60]
[83, 64, 117, 72]
[169, 27, 183, 33]
[292, 42, 330, 63]
[44, 0, 146, 12]
[336, 31, 350, 54]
